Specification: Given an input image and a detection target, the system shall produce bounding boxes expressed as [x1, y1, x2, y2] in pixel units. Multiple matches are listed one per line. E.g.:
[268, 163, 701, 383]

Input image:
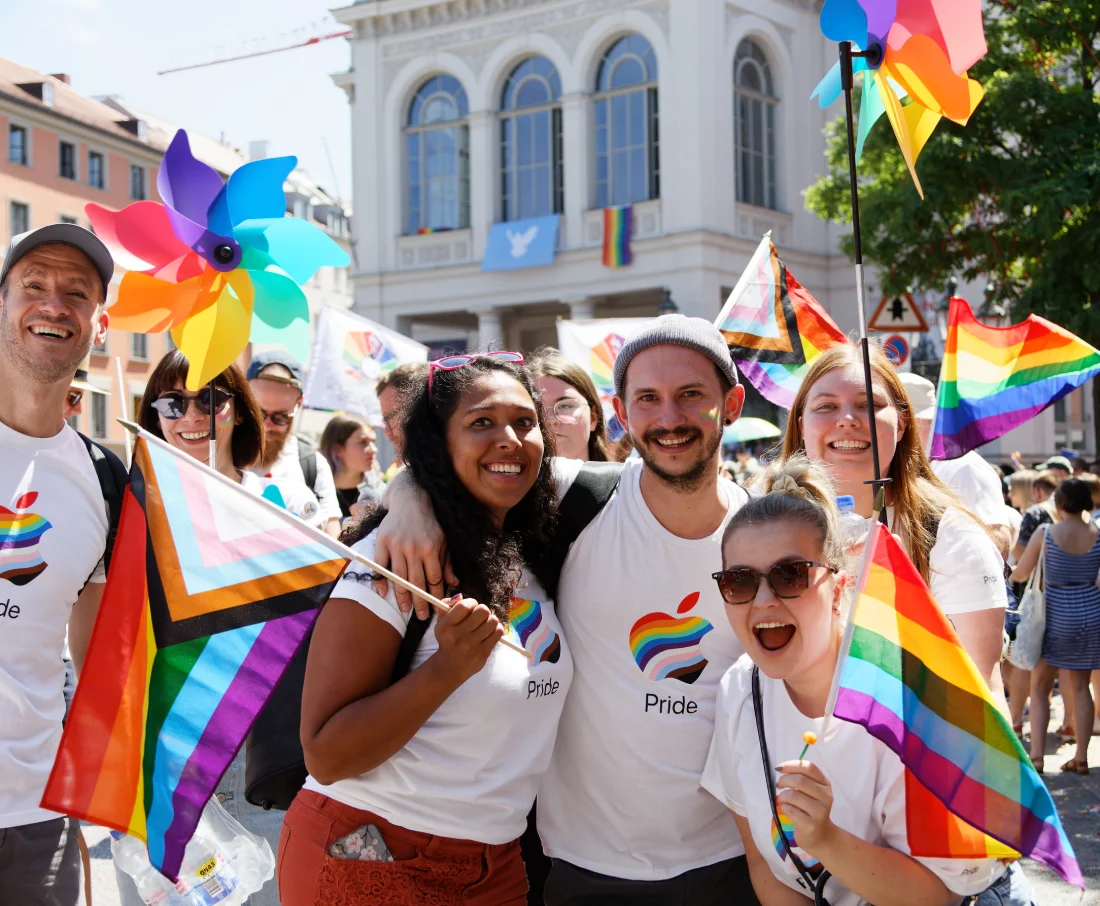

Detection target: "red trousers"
[277, 790, 528, 906]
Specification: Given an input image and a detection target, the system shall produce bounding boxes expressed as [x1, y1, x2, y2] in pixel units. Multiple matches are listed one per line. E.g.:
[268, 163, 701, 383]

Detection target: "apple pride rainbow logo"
[628, 592, 713, 684]
[508, 597, 561, 664]
[0, 492, 53, 586]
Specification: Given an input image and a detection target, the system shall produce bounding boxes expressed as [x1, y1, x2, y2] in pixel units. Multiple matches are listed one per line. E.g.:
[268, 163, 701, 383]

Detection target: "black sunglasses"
[66, 390, 83, 407]
[712, 560, 837, 606]
[151, 388, 233, 420]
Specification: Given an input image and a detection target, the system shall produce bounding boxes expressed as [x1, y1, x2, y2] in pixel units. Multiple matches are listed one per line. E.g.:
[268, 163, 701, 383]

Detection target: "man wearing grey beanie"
[372, 314, 759, 905]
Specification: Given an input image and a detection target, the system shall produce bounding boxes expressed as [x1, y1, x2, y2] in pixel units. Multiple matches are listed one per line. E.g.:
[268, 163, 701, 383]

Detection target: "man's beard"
[260, 429, 291, 470]
[635, 426, 722, 493]
[0, 310, 89, 385]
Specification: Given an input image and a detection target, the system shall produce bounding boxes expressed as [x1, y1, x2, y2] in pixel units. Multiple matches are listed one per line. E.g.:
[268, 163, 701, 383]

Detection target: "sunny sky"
[2, 0, 353, 202]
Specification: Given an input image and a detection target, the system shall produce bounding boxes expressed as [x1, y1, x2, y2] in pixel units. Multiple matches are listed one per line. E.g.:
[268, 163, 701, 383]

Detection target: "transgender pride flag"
[42, 429, 350, 880]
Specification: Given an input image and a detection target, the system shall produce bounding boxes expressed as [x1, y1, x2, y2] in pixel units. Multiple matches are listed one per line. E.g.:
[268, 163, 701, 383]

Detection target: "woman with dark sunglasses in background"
[700, 456, 1035, 906]
[279, 351, 571, 905]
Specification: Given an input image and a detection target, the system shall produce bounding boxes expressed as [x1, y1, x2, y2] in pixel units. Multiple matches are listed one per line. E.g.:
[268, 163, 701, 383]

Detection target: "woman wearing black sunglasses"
[700, 457, 1033, 906]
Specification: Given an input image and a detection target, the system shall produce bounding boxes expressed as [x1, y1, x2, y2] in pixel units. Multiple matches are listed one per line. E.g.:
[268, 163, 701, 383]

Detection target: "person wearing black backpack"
[0, 223, 126, 906]
[248, 351, 342, 537]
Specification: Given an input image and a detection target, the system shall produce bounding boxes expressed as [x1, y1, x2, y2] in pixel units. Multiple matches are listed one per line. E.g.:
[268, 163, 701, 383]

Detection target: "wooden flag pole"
[119, 420, 530, 659]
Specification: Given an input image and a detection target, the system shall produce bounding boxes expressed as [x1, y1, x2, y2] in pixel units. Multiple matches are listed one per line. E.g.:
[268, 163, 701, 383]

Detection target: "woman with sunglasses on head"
[702, 457, 1035, 906]
[781, 345, 1007, 701]
[278, 351, 571, 906]
[528, 348, 610, 462]
[119, 350, 284, 906]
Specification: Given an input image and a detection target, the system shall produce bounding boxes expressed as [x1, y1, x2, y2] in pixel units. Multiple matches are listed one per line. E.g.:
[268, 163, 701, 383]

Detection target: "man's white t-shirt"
[932, 452, 1006, 527]
[926, 508, 1008, 616]
[702, 658, 1004, 905]
[538, 457, 749, 880]
[252, 435, 341, 524]
[0, 420, 109, 828]
[304, 529, 573, 844]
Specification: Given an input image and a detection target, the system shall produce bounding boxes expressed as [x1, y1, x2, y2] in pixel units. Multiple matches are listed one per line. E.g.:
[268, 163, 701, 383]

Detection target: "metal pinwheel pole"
[838, 40, 891, 512]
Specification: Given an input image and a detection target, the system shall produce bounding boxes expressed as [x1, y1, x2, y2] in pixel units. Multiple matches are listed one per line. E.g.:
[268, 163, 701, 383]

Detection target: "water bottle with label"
[836, 495, 869, 582]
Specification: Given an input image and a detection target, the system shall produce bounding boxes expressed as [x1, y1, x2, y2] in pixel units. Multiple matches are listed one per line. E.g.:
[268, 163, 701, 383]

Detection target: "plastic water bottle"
[836, 495, 869, 578]
[112, 829, 245, 906]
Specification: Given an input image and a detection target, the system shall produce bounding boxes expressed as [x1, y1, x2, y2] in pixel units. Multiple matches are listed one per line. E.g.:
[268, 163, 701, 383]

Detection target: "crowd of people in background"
[3, 222, 1093, 906]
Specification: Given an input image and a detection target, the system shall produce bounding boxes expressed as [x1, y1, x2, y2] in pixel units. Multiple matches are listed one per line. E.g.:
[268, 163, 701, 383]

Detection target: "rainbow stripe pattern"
[41, 434, 349, 881]
[508, 597, 561, 664]
[771, 801, 822, 871]
[589, 332, 627, 441]
[717, 235, 846, 409]
[831, 522, 1082, 887]
[343, 330, 397, 381]
[931, 298, 1100, 460]
[602, 205, 632, 268]
[0, 492, 52, 586]
[629, 599, 712, 685]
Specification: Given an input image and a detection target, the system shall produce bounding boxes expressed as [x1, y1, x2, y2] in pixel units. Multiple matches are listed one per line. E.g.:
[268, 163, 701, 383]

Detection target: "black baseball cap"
[246, 350, 304, 388]
[1, 224, 114, 296]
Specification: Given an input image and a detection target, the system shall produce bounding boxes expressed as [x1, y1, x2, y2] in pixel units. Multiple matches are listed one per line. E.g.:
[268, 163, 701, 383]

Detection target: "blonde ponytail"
[723, 456, 844, 569]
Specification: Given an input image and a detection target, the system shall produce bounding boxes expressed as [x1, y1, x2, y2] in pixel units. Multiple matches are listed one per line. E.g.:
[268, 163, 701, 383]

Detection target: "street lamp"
[658, 288, 679, 316]
[934, 276, 957, 339]
[978, 283, 1009, 327]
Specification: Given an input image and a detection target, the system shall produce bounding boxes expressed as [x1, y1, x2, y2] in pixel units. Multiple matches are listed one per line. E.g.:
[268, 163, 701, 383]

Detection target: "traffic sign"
[869, 292, 929, 333]
[883, 334, 911, 371]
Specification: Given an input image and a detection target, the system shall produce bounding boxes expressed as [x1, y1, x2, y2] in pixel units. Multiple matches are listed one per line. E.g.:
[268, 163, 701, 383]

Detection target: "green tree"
[805, 1, 1100, 447]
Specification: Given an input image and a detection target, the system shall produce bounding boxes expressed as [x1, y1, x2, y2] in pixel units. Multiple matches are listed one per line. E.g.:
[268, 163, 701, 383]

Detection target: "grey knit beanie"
[613, 314, 740, 399]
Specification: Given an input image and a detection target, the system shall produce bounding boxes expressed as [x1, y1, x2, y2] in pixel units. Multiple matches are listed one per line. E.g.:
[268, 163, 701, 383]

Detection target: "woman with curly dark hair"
[279, 353, 571, 906]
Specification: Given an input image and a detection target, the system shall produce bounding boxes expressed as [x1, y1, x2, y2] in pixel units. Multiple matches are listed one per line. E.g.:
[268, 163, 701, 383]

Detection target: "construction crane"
[157, 21, 351, 75]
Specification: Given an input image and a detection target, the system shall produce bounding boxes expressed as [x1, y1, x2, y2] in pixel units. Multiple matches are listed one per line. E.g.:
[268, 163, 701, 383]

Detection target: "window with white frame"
[59, 214, 77, 224]
[405, 75, 470, 233]
[8, 125, 28, 165]
[130, 165, 146, 200]
[88, 151, 105, 189]
[734, 39, 779, 211]
[500, 56, 563, 221]
[10, 202, 29, 237]
[130, 332, 149, 361]
[90, 392, 108, 439]
[59, 141, 76, 179]
[594, 35, 659, 208]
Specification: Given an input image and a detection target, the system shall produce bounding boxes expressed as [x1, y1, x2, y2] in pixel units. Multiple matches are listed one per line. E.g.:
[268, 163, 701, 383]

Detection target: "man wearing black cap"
[247, 350, 342, 537]
[0, 224, 123, 904]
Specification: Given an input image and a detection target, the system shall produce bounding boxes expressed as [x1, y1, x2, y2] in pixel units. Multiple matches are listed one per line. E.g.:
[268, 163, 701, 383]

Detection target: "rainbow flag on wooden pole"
[41, 429, 352, 880]
[602, 204, 632, 268]
[717, 234, 847, 408]
[931, 297, 1100, 460]
[825, 522, 1082, 888]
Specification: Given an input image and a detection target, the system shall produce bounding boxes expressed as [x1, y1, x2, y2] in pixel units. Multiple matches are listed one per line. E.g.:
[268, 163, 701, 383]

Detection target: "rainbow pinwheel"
[812, 0, 987, 197]
[87, 130, 349, 389]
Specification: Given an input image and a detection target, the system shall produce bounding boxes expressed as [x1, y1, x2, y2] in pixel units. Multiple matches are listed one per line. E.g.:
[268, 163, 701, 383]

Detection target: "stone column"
[564, 295, 596, 321]
[560, 93, 589, 251]
[467, 110, 495, 262]
[474, 307, 505, 350]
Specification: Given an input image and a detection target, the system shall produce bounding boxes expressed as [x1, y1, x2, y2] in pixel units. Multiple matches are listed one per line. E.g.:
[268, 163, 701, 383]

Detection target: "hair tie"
[771, 474, 810, 500]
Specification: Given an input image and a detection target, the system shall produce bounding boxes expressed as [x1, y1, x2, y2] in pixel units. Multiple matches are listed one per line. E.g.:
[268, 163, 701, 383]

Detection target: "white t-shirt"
[927, 508, 1007, 616]
[0, 420, 109, 828]
[702, 658, 1005, 905]
[242, 470, 325, 529]
[932, 452, 1006, 527]
[537, 457, 750, 880]
[303, 529, 573, 844]
[252, 435, 341, 524]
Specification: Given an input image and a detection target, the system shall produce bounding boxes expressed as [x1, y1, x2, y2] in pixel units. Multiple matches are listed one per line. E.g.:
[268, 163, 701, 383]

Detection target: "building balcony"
[581, 198, 662, 248]
[396, 228, 473, 269]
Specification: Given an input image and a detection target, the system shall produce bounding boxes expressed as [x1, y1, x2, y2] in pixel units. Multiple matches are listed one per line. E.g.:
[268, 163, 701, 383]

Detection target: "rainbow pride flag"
[717, 234, 847, 408]
[828, 522, 1082, 887]
[602, 205, 632, 268]
[931, 297, 1100, 459]
[41, 432, 349, 880]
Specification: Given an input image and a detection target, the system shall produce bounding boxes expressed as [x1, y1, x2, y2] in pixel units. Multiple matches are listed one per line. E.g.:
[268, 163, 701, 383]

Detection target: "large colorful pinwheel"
[87, 129, 349, 389]
[812, 0, 987, 197]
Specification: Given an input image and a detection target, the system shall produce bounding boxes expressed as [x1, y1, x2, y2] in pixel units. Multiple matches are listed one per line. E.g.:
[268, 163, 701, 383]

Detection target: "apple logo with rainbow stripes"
[771, 798, 823, 876]
[628, 592, 713, 684]
[508, 597, 561, 664]
[0, 492, 53, 586]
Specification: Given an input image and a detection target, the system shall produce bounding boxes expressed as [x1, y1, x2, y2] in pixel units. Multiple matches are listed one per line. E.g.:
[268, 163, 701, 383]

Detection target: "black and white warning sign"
[868, 292, 929, 333]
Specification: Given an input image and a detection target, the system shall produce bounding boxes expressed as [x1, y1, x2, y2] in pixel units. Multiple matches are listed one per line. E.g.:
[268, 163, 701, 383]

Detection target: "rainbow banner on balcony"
[602, 204, 633, 268]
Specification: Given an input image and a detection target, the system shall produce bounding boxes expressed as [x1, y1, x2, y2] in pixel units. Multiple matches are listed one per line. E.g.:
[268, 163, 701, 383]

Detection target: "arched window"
[500, 56, 563, 221]
[594, 34, 659, 208]
[734, 39, 779, 210]
[406, 75, 470, 233]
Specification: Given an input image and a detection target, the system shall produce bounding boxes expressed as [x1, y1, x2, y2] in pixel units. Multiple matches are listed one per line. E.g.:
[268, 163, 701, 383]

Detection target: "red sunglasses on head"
[427, 351, 525, 396]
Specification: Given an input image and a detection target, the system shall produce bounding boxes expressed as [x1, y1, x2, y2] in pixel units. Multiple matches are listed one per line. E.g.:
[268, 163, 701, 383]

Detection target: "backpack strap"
[392, 613, 433, 681]
[78, 432, 128, 573]
[297, 435, 319, 494]
[547, 461, 624, 589]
